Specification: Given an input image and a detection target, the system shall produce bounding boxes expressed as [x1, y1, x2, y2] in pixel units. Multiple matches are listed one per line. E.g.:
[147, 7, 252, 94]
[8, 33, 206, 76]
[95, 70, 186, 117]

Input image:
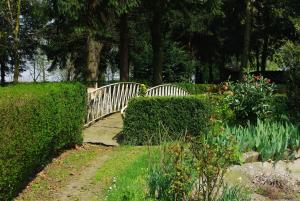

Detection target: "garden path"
[83, 113, 122, 146]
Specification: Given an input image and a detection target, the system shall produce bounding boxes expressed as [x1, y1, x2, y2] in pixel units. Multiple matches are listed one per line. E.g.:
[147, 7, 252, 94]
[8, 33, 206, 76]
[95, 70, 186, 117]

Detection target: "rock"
[243, 151, 260, 163]
[251, 193, 271, 201]
[225, 159, 300, 200]
[295, 149, 300, 159]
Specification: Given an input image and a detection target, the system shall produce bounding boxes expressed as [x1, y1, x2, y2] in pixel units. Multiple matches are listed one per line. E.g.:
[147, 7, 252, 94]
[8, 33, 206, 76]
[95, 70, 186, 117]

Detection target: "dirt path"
[56, 151, 110, 201]
[15, 145, 114, 201]
[16, 114, 125, 201]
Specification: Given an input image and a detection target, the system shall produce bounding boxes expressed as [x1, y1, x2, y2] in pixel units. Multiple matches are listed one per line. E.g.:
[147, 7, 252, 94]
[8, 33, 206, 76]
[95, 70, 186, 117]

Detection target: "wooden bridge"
[83, 83, 189, 145]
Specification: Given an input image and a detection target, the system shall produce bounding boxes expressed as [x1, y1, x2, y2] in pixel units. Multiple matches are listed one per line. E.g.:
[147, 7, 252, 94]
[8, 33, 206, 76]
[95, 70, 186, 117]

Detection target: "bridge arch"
[85, 83, 189, 127]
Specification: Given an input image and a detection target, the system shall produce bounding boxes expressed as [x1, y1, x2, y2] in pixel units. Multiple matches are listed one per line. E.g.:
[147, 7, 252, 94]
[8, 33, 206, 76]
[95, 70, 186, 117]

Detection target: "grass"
[92, 146, 154, 201]
[217, 186, 251, 201]
[16, 144, 110, 201]
[16, 145, 152, 201]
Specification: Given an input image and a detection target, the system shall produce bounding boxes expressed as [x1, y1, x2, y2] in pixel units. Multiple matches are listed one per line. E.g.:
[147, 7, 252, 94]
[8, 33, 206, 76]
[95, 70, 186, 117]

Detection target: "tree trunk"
[241, 0, 251, 74]
[119, 14, 129, 82]
[13, 0, 21, 83]
[151, 1, 163, 86]
[208, 63, 213, 83]
[86, 35, 102, 88]
[33, 62, 37, 82]
[219, 53, 226, 81]
[195, 65, 203, 84]
[255, 47, 260, 72]
[261, 34, 269, 72]
[0, 58, 5, 86]
[42, 66, 46, 82]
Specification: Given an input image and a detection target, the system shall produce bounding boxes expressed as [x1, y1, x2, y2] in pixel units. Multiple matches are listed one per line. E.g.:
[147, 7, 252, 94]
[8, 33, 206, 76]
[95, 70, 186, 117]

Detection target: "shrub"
[148, 141, 195, 201]
[174, 83, 217, 94]
[225, 73, 276, 124]
[206, 94, 235, 124]
[275, 41, 300, 122]
[224, 119, 300, 161]
[272, 95, 289, 121]
[122, 96, 212, 145]
[0, 83, 86, 200]
[147, 123, 240, 201]
[190, 122, 241, 201]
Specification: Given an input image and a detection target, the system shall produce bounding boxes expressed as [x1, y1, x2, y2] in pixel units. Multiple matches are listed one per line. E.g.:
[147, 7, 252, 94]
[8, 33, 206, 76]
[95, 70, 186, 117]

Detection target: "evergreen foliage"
[0, 83, 86, 200]
[122, 96, 212, 145]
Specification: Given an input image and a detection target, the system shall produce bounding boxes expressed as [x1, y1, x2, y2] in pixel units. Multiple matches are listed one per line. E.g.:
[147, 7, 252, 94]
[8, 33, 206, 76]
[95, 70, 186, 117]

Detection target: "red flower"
[253, 75, 261, 81]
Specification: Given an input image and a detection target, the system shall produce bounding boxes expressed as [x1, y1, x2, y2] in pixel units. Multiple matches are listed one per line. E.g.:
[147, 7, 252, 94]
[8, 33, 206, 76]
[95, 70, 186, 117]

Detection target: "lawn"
[15, 145, 152, 201]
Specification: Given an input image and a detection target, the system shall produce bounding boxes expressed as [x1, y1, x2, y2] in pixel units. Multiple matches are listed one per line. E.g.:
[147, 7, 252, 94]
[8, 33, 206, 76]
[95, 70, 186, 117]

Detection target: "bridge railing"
[146, 84, 189, 97]
[85, 82, 140, 127]
[121, 84, 189, 118]
[85, 83, 190, 127]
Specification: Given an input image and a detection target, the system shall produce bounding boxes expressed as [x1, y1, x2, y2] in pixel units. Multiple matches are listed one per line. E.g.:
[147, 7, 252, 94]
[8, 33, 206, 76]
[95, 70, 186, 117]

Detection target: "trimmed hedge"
[122, 96, 213, 145]
[0, 83, 86, 200]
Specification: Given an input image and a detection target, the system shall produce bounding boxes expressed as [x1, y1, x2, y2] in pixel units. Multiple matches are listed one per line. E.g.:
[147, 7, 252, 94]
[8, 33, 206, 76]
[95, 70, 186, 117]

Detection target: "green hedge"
[122, 96, 213, 145]
[174, 83, 217, 94]
[0, 83, 86, 200]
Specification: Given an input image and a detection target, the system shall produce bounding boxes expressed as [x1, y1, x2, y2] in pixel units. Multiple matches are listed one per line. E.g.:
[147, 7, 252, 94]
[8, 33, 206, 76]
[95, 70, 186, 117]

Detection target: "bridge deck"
[83, 113, 122, 146]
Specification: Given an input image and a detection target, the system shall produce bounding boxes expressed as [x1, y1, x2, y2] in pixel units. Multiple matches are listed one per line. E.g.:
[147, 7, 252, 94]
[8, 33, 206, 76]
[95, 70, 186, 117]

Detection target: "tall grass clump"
[217, 185, 251, 201]
[224, 119, 300, 161]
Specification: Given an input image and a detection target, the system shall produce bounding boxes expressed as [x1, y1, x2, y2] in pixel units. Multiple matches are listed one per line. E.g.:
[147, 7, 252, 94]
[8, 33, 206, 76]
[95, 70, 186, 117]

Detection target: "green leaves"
[225, 73, 276, 124]
[57, 0, 85, 19]
[123, 96, 212, 145]
[108, 0, 140, 16]
[224, 119, 300, 161]
[0, 83, 86, 200]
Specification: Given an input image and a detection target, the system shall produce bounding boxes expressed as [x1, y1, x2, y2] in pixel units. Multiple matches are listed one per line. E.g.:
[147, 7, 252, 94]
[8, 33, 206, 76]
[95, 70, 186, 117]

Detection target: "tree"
[45, 0, 139, 87]
[241, 0, 252, 72]
[0, 0, 48, 84]
[0, 0, 22, 83]
[119, 13, 129, 81]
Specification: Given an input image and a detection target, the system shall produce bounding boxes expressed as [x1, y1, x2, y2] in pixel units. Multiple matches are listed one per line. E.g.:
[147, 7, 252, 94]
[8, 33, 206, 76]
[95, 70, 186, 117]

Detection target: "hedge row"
[122, 96, 213, 145]
[0, 83, 86, 200]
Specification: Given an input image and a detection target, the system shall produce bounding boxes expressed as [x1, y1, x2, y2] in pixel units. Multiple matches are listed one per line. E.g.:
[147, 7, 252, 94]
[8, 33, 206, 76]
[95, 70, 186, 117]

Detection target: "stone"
[242, 151, 260, 163]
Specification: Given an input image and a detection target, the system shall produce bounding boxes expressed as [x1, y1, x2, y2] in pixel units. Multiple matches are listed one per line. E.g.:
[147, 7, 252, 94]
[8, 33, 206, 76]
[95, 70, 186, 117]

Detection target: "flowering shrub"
[225, 74, 276, 124]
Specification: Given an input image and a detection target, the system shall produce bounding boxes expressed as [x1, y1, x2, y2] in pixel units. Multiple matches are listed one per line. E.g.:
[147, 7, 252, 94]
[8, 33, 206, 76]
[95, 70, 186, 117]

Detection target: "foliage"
[138, 84, 147, 96]
[203, 94, 236, 124]
[217, 185, 251, 201]
[163, 41, 197, 82]
[122, 96, 212, 145]
[174, 83, 216, 94]
[224, 119, 300, 161]
[0, 83, 86, 200]
[275, 41, 300, 122]
[148, 141, 195, 201]
[190, 122, 241, 201]
[130, 39, 198, 83]
[146, 122, 240, 201]
[225, 73, 276, 124]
